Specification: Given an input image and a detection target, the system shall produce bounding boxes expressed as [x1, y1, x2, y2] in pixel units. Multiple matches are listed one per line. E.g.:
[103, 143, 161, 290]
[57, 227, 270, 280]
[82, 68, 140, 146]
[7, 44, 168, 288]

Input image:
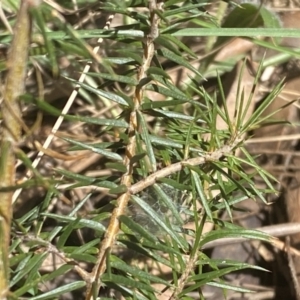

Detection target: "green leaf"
[163, 3, 207, 16]
[241, 80, 285, 132]
[180, 266, 248, 294]
[130, 152, 147, 165]
[72, 239, 100, 254]
[42, 213, 106, 233]
[109, 184, 128, 194]
[138, 111, 157, 172]
[199, 228, 271, 248]
[68, 253, 97, 263]
[54, 168, 96, 183]
[57, 218, 81, 249]
[10, 253, 47, 287]
[142, 99, 185, 109]
[181, 257, 268, 296]
[62, 137, 123, 161]
[65, 77, 130, 106]
[158, 48, 204, 78]
[105, 162, 127, 172]
[104, 57, 136, 64]
[94, 180, 119, 189]
[206, 281, 255, 293]
[30, 281, 86, 300]
[152, 183, 184, 226]
[147, 66, 171, 79]
[87, 72, 139, 85]
[222, 3, 264, 28]
[31, 7, 59, 76]
[131, 195, 188, 250]
[119, 215, 158, 243]
[228, 152, 277, 193]
[254, 39, 300, 60]
[259, 5, 281, 29]
[151, 108, 198, 121]
[154, 36, 182, 56]
[160, 34, 197, 58]
[198, 258, 268, 271]
[14, 265, 74, 297]
[191, 170, 213, 220]
[118, 237, 179, 270]
[35, 99, 128, 127]
[116, 49, 143, 65]
[146, 84, 188, 102]
[111, 259, 171, 286]
[148, 135, 204, 154]
[101, 274, 155, 292]
[170, 27, 300, 38]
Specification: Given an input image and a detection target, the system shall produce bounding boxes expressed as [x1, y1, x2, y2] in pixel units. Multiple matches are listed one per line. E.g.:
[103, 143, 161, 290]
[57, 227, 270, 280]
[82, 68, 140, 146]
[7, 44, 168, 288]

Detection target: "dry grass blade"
[0, 0, 37, 298]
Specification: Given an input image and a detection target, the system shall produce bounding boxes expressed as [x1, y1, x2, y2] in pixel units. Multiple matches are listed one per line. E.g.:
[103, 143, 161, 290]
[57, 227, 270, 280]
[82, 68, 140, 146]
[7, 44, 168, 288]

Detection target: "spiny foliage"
[0, 1, 291, 299]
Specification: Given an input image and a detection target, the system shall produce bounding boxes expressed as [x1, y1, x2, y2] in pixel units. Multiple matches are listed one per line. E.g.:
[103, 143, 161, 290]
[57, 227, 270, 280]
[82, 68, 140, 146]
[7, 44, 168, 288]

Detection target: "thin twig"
[130, 138, 242, 195]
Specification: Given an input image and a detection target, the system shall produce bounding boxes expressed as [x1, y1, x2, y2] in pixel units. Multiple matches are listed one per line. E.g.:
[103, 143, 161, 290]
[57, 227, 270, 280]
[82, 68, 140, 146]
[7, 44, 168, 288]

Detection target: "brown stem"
[130, 138, 242, 195]
[84, 1, 163, 299]
[0, 1, 35, 298]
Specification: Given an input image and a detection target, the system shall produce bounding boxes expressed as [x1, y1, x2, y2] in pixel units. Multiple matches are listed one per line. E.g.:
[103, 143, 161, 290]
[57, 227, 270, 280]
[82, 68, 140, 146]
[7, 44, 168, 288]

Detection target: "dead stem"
[0, 0, 35, 298]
